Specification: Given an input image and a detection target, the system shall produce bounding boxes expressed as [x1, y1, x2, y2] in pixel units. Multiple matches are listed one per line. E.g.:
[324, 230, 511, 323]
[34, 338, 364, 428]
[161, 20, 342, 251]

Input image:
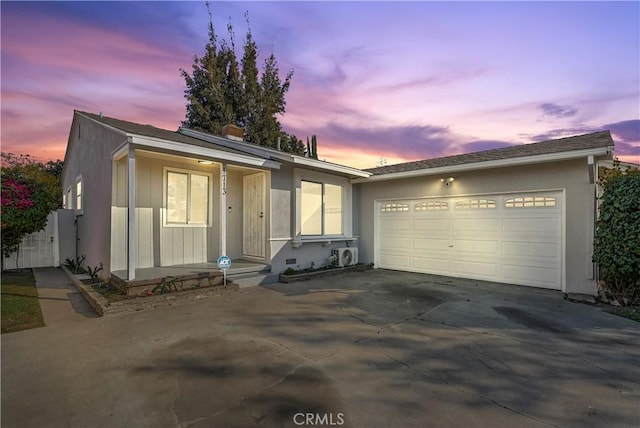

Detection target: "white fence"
[3, 210, 75, 269]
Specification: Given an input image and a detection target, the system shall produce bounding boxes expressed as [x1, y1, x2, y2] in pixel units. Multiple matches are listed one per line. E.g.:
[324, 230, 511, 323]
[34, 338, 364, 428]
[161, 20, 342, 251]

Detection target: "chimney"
[222, 124, 244, 142]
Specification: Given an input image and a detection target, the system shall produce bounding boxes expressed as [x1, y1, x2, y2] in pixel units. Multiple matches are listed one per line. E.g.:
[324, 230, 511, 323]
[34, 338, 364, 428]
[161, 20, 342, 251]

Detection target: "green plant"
[86, 264, 103, 284]
[64, 255, 86, 274]
[283, 268, 296, 275]
[152, 276, 179, 294]
[593, 165, 640, 306]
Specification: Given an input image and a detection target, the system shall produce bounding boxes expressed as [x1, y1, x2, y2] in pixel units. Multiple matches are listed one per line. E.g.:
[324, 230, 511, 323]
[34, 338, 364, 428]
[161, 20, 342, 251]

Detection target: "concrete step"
[228, 272, 280, 288]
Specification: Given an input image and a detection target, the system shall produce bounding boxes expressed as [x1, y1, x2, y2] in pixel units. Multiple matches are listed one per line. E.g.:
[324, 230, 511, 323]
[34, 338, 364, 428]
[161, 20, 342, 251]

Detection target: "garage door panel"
[451, 260, 500, 278]
[454, 218, 499, 232]
[413, 218, 451, 232]
[502, 265, 560, 289]
[379, 254, 411, 270]
[503, 217, 560, 234]
[413, 257, 451, 275]
[503, 241, 560, 258]
[379, 236, 411, 250]
[413, 238, 450, 251]
[453, 239, 498, 255]
[380, 218, 411, 232]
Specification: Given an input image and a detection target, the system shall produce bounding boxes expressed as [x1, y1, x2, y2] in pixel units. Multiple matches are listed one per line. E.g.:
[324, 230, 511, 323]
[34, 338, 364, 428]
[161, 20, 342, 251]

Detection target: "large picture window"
[166, 170, 210, 225]
[301, 180, 343, 236]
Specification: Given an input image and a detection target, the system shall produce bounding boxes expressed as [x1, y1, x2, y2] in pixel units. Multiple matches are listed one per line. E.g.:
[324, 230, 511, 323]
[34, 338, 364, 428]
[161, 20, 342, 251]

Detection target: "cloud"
[285, 122, 458, 161]
[528, 126, 598, 142]
[539, 102, 578, 119]
[601, 119, 640, 142]
[461, 140, 515, 152]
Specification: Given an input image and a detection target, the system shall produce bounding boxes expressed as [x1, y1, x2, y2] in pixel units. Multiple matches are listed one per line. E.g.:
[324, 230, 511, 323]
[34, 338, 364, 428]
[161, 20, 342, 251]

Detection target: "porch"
[110, 260, 272, 296]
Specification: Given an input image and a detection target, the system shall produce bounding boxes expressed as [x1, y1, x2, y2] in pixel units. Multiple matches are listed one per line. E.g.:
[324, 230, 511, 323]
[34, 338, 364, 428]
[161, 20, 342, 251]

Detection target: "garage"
[376, 191, 563, 289]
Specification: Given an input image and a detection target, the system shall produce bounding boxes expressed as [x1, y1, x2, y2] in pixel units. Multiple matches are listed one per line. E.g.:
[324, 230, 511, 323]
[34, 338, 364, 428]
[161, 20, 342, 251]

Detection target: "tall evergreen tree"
[181, 9, 306, 155]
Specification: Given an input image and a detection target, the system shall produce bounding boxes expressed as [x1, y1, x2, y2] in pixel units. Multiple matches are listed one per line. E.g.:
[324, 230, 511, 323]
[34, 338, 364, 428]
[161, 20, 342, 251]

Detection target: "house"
[61, 110, 615, 295]
[354, 131, 614, 295]
[60, 111, 369, 287]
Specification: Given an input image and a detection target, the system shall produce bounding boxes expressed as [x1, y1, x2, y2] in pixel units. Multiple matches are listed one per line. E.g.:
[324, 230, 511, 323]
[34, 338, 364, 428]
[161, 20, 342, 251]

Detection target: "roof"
[75, 111, 369, 178]
[76, 111, 252, 157]
[365, 131, 614, 175]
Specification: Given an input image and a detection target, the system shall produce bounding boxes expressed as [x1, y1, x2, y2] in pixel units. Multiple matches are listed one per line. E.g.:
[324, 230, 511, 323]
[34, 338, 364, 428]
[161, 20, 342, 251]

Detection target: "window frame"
[75, 176, 83, 215]
[163, 167, 213, 228]
[295, 169, 351, 239]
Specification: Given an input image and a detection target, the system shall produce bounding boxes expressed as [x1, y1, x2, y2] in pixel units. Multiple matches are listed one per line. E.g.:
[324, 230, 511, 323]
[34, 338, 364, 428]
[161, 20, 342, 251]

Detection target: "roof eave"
[180, 127, 371, 178]
[126, 134, 281, 169]
[353, 146, 613, 183]
[291, 156, 371, 178]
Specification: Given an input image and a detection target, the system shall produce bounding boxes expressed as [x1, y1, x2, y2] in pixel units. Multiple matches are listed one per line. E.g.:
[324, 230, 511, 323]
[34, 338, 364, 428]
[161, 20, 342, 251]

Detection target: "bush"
[593, 166, 640, 306]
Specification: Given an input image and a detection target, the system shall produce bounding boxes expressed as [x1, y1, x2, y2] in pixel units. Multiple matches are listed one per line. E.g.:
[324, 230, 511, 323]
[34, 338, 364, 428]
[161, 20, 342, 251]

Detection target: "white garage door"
[376, 192, 563, 290]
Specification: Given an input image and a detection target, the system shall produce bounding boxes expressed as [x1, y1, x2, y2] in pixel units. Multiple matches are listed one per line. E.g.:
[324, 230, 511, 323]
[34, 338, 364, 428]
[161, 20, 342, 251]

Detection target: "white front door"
[243, 173, 266, 259]
[376, 191, 563, 290]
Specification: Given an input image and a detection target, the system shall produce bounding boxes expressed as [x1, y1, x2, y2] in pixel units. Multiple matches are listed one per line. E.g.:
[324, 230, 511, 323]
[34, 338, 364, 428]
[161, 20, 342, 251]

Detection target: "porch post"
[127, 147, 136, 280]
[220, 163, 227, 256]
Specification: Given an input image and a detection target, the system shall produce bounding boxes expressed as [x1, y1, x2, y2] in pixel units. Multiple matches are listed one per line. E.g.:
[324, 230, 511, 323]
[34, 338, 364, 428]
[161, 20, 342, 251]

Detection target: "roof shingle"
[365, 131, 614, 175]
[76, 111, 256, 157]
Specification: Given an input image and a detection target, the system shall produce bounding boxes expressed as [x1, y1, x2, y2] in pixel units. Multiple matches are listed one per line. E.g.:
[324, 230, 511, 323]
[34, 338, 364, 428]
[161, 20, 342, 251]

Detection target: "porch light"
[198, 160, 214, 165]
[440, 177, 455, 186]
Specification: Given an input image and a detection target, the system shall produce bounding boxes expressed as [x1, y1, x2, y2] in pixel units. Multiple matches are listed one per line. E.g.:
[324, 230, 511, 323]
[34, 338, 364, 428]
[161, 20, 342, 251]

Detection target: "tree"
[593, 160, 640, 306]
[181, 8, 307, 155]
[1, 153, 62, 270]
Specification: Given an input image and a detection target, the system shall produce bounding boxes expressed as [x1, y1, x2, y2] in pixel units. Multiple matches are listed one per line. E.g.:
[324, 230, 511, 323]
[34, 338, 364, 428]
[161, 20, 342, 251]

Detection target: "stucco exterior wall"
[268, 164, 358, 273]
[62, 116, 126, 275]
[354, 158, 601, 295]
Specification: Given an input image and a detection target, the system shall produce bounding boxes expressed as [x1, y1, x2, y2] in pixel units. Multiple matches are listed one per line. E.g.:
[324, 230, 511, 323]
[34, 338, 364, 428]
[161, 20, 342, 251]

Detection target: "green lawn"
[1, 269, 45, 333]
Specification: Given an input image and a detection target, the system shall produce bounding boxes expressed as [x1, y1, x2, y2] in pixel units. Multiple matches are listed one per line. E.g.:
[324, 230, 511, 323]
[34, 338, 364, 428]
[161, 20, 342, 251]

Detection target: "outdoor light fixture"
[440, 177, 455, 186]
[198, 160, 214, 165]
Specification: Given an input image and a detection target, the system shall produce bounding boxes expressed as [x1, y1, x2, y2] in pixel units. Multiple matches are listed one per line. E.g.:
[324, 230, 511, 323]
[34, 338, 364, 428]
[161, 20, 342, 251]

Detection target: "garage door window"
[380, 203, 409, 212]
[415, 201, 448, 211]
[505, 196, 556, 208]
[455, 199, 496, 209]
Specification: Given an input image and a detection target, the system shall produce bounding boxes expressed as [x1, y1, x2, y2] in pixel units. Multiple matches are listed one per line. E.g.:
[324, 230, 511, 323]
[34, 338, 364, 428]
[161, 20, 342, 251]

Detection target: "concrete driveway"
[2, 269, 639, 428]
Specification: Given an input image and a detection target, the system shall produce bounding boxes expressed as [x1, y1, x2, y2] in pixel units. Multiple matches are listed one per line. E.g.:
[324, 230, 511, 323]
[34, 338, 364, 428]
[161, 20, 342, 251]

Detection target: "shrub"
[593, 166, 640, 306]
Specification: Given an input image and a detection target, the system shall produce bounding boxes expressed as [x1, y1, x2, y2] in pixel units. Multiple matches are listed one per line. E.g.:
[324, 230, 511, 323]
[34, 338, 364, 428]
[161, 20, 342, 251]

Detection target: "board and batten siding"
[110, 154, 218, 271]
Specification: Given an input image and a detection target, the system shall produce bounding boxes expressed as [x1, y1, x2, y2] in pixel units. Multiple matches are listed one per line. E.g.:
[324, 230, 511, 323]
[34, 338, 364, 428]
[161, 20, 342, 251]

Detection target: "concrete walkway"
[33, 267, 98, 325]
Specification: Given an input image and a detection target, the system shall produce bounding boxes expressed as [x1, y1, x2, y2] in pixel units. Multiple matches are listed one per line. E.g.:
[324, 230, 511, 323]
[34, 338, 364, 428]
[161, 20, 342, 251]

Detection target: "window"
[380, 203, 409, 212]
[66, 188, 72, 209]
[505, 196, 556, 208]
[455, 199, 496, 209]
[166, 170, 210, 225]
[415, 201, 448, 211]
[75, 178, 83, 213]
[301, 180, 343, 235]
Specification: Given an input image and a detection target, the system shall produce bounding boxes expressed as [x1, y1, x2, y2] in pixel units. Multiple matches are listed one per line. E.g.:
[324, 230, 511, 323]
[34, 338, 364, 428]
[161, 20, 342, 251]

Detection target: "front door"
[243, 173, 266, 259]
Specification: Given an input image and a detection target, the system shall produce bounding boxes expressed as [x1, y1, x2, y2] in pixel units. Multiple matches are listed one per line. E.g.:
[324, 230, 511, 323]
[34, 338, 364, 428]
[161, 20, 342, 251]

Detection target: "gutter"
[353, 146, 613, 183]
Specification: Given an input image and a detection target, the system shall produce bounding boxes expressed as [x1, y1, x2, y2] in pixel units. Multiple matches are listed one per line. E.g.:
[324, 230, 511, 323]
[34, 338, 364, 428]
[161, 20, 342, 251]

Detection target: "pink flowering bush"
[1, 153, 61, 269]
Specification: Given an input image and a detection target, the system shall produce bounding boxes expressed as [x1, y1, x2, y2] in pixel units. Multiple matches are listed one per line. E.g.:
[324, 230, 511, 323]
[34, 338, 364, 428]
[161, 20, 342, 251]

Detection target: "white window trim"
[63, 186, 73, 209]
[293, 168, 353, 240]
[162, 166, 213, 228]
[75, 176, 83, 215]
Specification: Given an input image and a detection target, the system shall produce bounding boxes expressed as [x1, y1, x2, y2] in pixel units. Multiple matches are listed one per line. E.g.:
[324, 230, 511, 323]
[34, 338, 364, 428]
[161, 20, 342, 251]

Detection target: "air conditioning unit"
[333, 247, 358, 267]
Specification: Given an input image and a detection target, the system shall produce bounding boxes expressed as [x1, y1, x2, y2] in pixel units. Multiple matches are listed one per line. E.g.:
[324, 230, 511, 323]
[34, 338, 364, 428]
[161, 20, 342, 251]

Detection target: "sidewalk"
[33, 267, 98, 325]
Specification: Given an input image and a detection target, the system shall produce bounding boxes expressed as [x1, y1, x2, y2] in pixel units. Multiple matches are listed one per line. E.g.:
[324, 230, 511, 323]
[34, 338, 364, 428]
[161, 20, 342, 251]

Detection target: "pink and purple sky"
[2, 1, 639, 168]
